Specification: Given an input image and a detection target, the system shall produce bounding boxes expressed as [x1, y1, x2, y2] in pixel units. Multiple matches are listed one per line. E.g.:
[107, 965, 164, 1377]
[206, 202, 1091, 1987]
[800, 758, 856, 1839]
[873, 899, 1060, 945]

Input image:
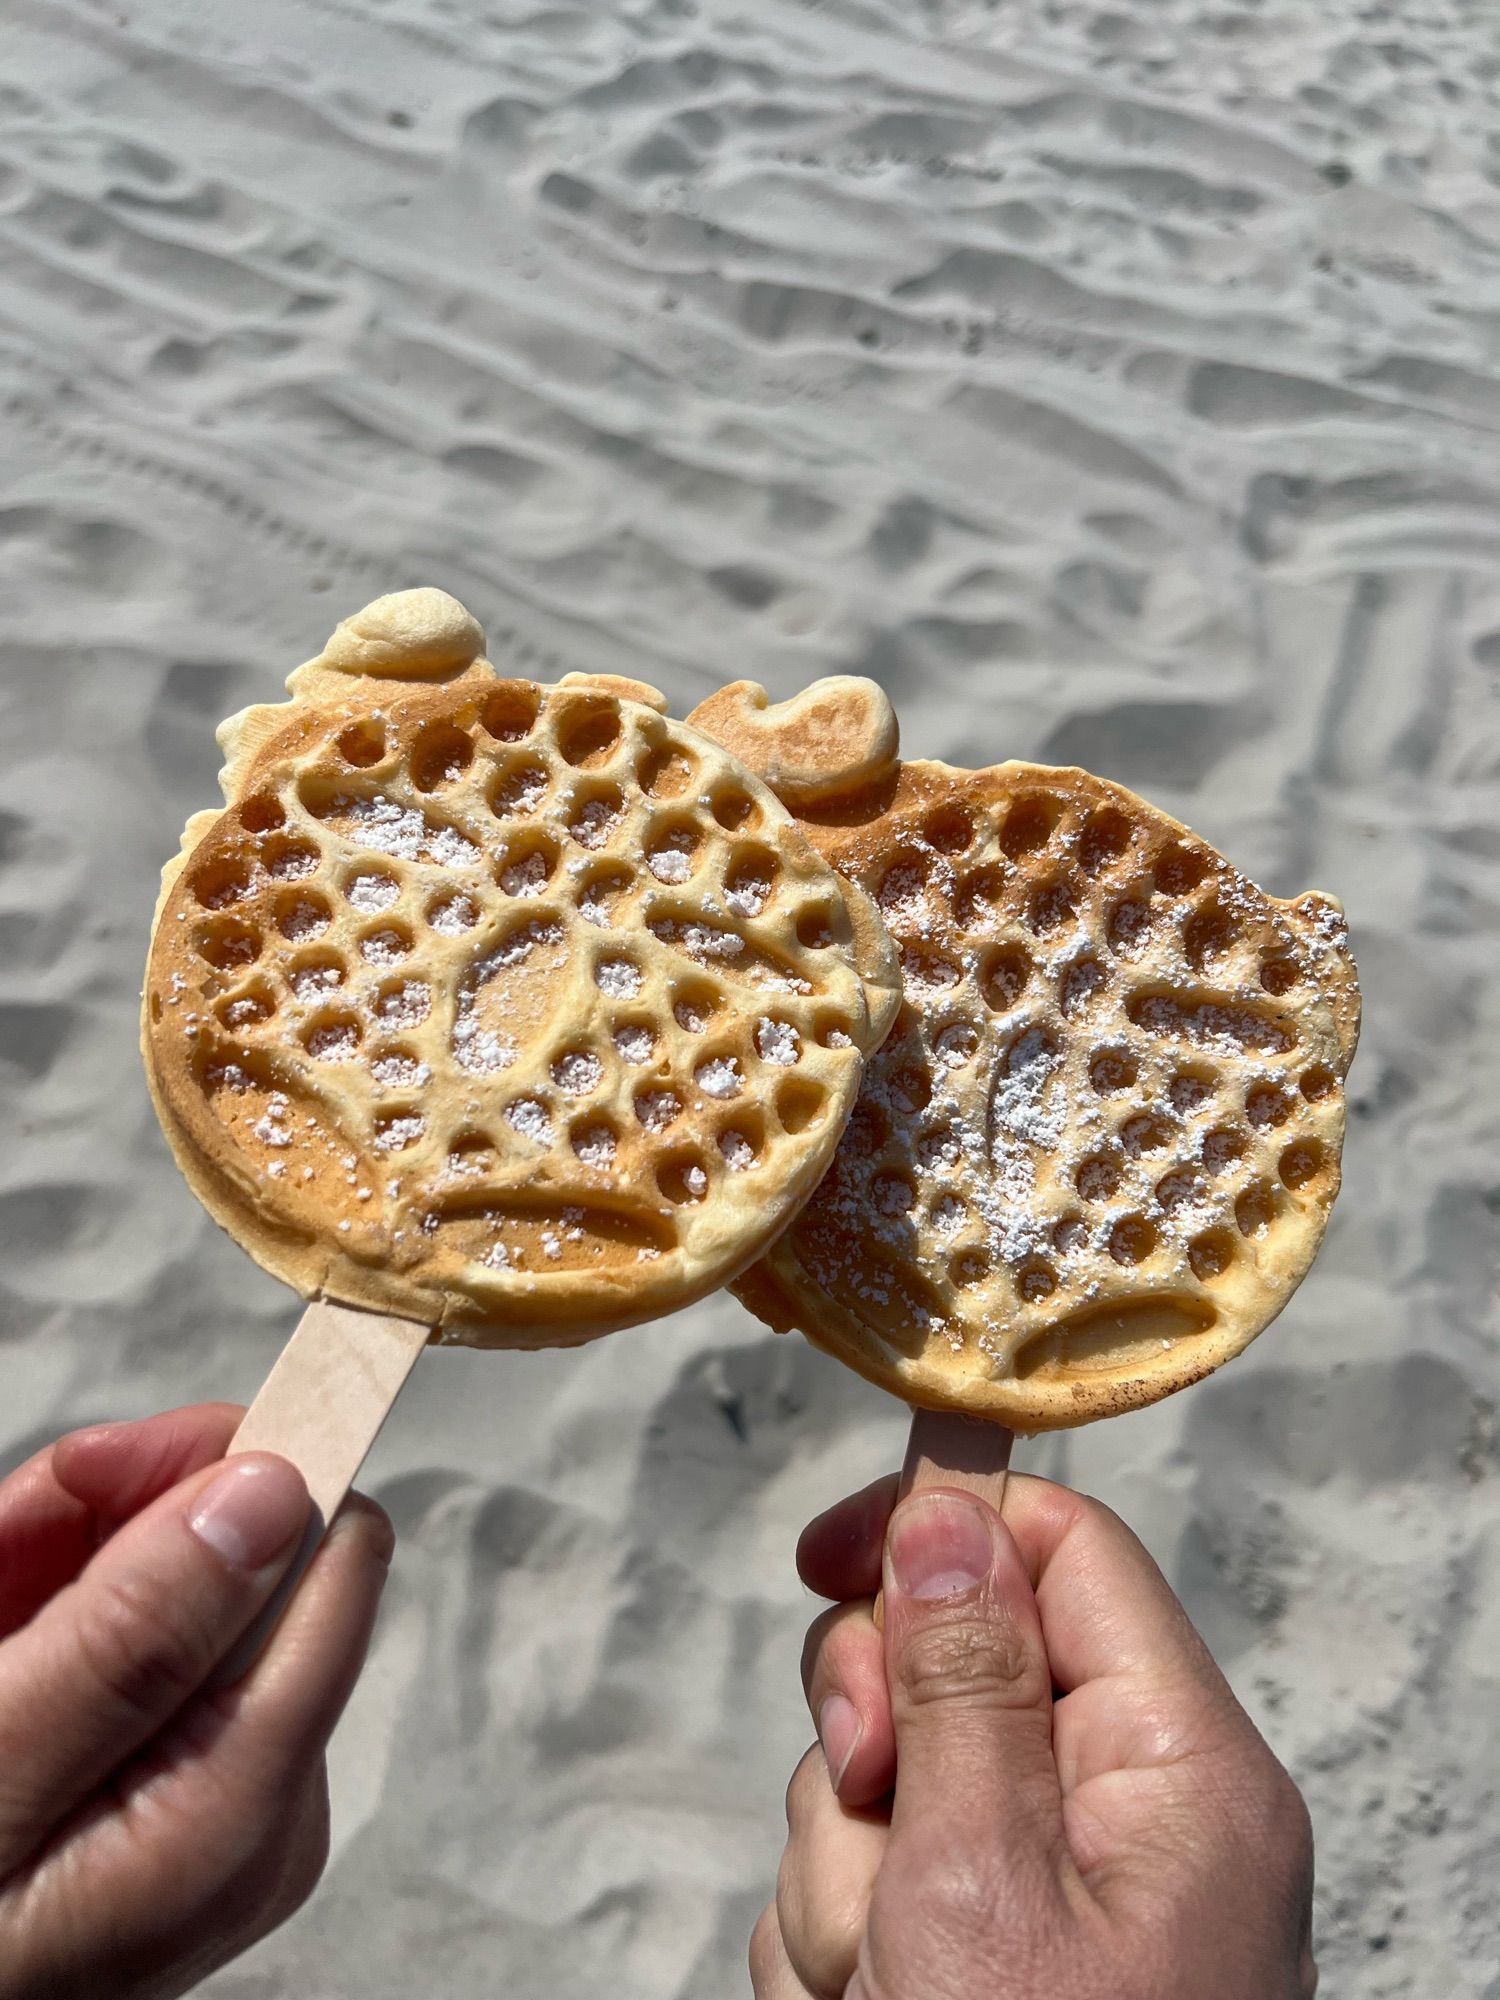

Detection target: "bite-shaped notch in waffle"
[690, 678, 1360, 1431]
[143, 592, 900, 1345]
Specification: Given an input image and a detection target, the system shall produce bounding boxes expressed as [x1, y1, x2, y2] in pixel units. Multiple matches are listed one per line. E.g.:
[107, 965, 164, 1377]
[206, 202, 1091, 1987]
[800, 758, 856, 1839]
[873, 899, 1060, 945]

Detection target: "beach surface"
[2, 0, 1498, 1992]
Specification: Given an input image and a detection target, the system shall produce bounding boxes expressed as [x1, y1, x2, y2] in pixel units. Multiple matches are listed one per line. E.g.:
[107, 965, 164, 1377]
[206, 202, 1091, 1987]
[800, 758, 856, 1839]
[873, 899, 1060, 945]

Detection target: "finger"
[801, 1601, 894, 1808]
[749, 1903, 819, 2000]
[0, 1448, 96, 1639]
[6, 1492, 395, 1990]
[1003, 1476, 1218, 1686]
[51, 1405, 246, 1528]
[778, 1746, 886, 1998]
[797, 1475, 898, 1602]
[0, 1408, 249, 1640]
[881, 1488, 1072, 1910]
[4, 1490, 390, 1989]
[0, 1452, 309, 1878]
[200, 1490, 395, 1791]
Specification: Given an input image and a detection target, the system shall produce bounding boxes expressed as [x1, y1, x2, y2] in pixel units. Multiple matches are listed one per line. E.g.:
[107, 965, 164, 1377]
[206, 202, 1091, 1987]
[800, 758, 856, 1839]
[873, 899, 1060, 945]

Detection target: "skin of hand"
[0, 1403, 393, 2000]
[752, 1474, 1317, 2000]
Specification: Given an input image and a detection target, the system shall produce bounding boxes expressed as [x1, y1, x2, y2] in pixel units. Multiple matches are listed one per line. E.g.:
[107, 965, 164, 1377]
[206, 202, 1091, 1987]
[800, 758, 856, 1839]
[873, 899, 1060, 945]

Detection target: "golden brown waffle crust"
[143, 595, 899, 1346]
[690, 685, 1359, 1432]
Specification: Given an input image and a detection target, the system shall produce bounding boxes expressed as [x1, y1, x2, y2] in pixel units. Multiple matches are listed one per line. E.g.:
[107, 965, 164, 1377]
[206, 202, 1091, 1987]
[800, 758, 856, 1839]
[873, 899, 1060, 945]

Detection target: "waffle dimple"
[690, 679, 1360, 1430]
[143, 593, 899, 1345]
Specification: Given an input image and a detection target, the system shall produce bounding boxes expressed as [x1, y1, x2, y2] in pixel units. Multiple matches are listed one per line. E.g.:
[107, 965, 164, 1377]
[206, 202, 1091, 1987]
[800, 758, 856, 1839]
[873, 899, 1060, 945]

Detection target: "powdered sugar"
[473, 919, 564, 982]
[650, 919, 744, 961]
[280, 900, 328, 941]
[339, 794, 478, 869]
[494, 765, 548, 816]
[647, 844, 693, 884]
[755, 1017, 800, 1066]
[596, 958, 642, 998]
[505, 1097, 551, 1141]
[579, 878, 623, 927]
[376, 1115, 425, 1153]
[990, 1027, 1065, 1149]
[429, 894, 479, 934]
[500, 851, 550, 897]
[346, 871, 399, 914]
[933, 1022, 978, 1069]
[636, 1090, 680, 1133]
[306, 1023, 359, 1060]
[359, 929, 408, 966]
[371, 1052, 429, 1089]
[695, 1057, 742, 1099]
[266, 844, 317, 881]
[291, 964, 343, 1000]
[932, 1193, 966, 1234]
[451, 1017, 516, 1076]
[725, 875, 771, 918]
[613, 1024, 655, 1063]
[553, 1050, 603, 1094]
[572, 1124, 616, 1167]
[375, 981, 431, 1028]
[571, 797, 620, 849]
[252, 1093, 294, 1146]
[222, 995, 268, 1026]
[719, 1130, 755, 1171]
[917, 1124, 960, 1170]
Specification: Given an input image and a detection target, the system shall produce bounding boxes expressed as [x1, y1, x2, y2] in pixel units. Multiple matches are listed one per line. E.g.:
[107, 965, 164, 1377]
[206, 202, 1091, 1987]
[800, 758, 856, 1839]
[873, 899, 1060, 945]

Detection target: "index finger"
[52, 1405, 246, 1525]
[0, 1406, 247, 1639]
[796, 1476, 898, 1601]
[0, 1449, 95, 1639]
[1002, 1474, 1228, 1696]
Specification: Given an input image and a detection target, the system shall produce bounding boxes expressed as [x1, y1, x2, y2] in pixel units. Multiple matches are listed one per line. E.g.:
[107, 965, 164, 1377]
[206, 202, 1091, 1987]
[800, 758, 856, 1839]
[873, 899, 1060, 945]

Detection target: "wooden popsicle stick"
[898, 1407, 1014, 1506]
[211, 1299, 431, 1688]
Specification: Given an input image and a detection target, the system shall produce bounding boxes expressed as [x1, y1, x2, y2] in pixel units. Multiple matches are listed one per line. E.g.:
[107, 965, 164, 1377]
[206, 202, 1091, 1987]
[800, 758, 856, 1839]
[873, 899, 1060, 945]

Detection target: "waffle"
[689, 679, 1360, 1430]
[143, 593, 899, 1346]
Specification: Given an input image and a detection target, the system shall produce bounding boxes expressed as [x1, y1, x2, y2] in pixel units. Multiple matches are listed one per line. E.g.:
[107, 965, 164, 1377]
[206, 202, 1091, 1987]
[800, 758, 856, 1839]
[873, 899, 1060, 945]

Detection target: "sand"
[1, 0, 1497, 1993]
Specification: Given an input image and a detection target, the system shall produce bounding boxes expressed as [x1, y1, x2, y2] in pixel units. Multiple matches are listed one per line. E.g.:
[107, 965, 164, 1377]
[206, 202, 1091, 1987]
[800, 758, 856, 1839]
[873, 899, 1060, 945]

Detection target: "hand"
[753, 1474, 1316, 2000]
[0, 1403, 393, 2000]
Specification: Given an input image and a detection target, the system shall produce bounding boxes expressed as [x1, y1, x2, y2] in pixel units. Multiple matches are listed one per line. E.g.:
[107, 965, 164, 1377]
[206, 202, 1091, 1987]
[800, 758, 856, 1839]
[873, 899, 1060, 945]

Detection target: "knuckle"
[1240, 1755, 1314, 1876]
[747, 1903, 781, 1991]
[281, 1815, 331, 1920]
[239, 1789, 331, 1940]
[799, 1604, 841, 1698]
[784, 1743, 824, 1827]
[897, 1614, 1045, 1713]
[1271, 1768, 1315, 1857]
[73, 1566, 208, 1721]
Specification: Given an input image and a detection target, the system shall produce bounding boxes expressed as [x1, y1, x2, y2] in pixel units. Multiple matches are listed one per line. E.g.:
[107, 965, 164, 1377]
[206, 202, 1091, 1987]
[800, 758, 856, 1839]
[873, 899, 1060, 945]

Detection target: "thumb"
[881, 1489, 1068, 1899]
[0, 1453, 310, 1880]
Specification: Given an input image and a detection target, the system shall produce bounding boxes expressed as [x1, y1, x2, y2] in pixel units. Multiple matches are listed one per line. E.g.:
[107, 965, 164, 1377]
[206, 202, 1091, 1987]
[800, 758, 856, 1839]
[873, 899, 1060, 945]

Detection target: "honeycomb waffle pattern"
[703, 743, 1359, 1431]
[145, 656, 885, 1345]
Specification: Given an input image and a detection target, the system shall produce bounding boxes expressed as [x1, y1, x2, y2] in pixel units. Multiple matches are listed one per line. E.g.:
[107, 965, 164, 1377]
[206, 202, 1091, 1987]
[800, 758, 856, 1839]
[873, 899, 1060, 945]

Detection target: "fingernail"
[818, 1693, 862, 1793]
[888, 1492, 994, 1602]
[188, 1458, 309, 1573]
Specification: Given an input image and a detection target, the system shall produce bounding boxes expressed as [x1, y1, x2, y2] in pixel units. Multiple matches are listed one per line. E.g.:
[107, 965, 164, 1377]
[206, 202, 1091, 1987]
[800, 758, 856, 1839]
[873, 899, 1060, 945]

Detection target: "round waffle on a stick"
[144, 592, 898, 1346]
[690, 679, 1360, 1431]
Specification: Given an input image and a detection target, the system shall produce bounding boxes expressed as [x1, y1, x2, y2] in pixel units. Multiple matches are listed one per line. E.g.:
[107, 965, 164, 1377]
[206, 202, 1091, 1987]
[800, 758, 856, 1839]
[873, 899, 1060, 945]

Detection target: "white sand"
[2, 1, 1498, 1993]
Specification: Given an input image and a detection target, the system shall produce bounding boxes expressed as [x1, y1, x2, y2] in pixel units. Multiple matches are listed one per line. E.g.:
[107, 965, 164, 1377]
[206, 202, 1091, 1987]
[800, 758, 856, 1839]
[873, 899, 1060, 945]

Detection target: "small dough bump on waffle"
[689, 679, 1360, 1431]
[143, 594, 899, 1346]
